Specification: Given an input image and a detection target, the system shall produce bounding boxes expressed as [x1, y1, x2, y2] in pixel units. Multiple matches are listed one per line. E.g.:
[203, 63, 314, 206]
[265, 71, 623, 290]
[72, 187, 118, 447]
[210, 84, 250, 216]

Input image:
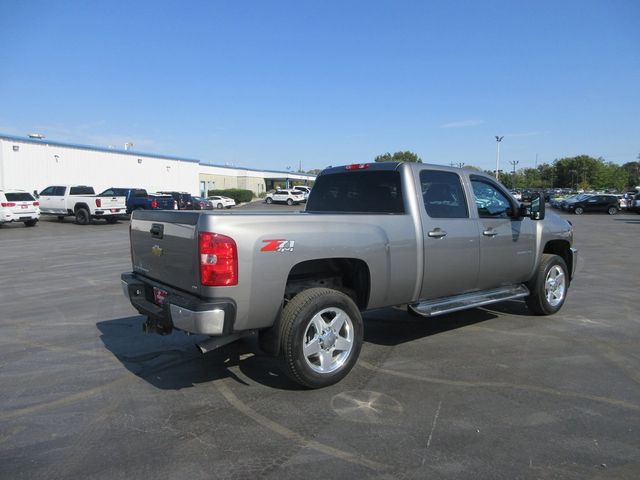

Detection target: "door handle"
[428, 228, 447, 238]
[483, 229, 498, 237]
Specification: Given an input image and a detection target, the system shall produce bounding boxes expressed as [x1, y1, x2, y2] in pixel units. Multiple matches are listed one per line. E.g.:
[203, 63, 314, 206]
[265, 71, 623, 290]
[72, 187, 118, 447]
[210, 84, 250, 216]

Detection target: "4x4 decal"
[261, 239, 295, 253]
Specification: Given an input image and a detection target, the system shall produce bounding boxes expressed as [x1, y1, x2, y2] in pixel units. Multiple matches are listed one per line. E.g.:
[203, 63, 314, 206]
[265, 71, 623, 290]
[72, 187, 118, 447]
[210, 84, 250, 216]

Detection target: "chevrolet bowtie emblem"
[151, 245, 163, 256]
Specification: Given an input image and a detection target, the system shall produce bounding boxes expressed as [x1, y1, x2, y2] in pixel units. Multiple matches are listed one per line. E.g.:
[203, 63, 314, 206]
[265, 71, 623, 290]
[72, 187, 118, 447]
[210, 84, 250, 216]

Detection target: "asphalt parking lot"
[1, 207, 639, 479]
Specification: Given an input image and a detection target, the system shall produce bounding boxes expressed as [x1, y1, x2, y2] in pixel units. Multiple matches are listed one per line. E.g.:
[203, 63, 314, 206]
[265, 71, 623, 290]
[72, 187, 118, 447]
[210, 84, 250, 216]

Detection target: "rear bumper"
[1, 211, 39, 222]
[120, 272, 236, 335]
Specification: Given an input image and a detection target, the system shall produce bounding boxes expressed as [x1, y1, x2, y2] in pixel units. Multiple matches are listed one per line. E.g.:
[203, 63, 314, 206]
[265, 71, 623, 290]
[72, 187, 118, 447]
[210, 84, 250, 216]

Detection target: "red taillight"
[1, 202, 16, 207]
[33, 201, 39, 206]
[345, 163, 370, 171]
[151, 199, 158, 209]
[199, 232, 238, 286]
[96, 198, 102, 207]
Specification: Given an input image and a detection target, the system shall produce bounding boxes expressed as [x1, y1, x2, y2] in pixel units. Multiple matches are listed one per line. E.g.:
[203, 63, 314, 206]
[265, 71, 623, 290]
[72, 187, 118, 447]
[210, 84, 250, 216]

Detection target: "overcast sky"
[1, 0, 638, 172]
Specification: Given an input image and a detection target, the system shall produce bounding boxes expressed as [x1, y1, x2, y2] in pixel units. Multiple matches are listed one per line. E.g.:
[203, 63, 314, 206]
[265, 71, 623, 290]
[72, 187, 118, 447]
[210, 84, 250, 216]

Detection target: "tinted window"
[471, 177, 513, 218]
[5, 192, 34, 201]
[40, 186, 56, 196]
[70, 186, 95, 195]
[133, 189, 147, 197]
[52, 186, 67, 196]
[306, 171, 404, 213]
[420, 170, 468, 218]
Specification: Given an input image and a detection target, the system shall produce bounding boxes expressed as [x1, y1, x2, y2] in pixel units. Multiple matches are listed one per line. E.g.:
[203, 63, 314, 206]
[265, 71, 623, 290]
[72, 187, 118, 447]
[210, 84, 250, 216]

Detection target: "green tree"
[622, 160, 640, 189]
[374, 151, 422, 163]
[306, 169, 323, 175]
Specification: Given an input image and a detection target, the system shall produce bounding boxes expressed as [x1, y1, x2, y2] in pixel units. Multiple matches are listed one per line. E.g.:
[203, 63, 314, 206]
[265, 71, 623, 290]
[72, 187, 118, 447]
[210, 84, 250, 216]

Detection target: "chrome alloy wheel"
[302, 307, 354, 374]
[545, 265, 566, 307]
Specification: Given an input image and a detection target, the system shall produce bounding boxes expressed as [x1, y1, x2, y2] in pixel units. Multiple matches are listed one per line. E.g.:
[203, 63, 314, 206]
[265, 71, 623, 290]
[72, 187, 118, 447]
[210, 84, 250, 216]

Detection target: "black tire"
[75, 208, 91, 225]
[57, 216, 65, 222]
[24, 220, 38, 227]
[607, 206, 617, 215]
[106, 216, 118, 224]
[266, 197, 273, 204]
[281, 288, 363, 389]
[574, 206, 583, 215]
[217, 203, 223, 209]
[526, 254, 569, 315]
[287, 198, 293, 206]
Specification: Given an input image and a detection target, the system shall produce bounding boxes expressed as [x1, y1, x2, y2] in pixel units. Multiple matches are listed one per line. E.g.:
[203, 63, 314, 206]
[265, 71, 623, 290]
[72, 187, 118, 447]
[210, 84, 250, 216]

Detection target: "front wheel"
[281, 288, 363, 389]
[286, 198, 293, 206]
[607, 206, 617, 215]
[265, 197, 273, 204]
[574, 207, 583, 215]
[526, 254, 569, 315]
[217, 203, 223, 209]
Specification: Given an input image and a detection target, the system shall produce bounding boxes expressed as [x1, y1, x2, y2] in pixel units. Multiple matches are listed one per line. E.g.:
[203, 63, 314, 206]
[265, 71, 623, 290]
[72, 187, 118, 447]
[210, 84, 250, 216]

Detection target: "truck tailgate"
[98, 195, 127, 211]
[130, 210, 202, 293]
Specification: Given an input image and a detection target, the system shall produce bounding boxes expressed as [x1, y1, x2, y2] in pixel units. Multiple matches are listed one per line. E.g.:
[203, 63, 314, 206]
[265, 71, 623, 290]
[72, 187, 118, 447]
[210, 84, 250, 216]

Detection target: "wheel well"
[285, 258, 370, 310]
[74, 203, 90, 212]
[543, 240, 573, 279]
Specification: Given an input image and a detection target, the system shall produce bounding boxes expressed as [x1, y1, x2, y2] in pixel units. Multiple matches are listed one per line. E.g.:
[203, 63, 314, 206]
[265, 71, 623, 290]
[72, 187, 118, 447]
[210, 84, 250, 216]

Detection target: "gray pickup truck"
[121, 162, 577, 388]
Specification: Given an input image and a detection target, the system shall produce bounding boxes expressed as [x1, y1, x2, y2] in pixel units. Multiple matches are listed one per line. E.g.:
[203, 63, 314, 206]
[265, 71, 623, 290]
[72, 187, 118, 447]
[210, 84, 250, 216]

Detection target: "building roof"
[0, 133, 317, 179]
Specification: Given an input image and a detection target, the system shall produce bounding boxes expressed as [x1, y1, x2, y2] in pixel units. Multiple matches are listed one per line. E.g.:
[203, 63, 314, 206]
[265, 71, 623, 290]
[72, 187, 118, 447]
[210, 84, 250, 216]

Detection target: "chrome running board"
[408, 285, 530, 317]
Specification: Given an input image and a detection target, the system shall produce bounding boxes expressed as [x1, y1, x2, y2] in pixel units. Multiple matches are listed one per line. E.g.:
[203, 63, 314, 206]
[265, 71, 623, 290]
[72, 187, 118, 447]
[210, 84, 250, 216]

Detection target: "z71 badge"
[261, 239, 295, 253]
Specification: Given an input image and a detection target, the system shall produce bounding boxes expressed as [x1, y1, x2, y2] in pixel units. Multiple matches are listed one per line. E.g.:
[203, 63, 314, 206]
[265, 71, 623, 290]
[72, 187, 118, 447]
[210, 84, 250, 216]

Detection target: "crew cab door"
[38, 186, 67, 214]
[417, 169, 480, 300]
[469, 176, 536, 289]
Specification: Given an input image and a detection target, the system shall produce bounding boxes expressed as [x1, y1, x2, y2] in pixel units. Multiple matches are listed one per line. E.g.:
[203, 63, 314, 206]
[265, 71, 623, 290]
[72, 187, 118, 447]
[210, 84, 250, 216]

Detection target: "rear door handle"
[428, 228, 447, 238]
[483, 229, 498, 237]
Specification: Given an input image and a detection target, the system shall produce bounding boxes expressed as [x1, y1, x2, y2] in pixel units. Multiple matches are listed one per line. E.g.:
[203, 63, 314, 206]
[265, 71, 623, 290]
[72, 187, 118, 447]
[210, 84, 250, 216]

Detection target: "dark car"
[156, 191, 194, 210]
[99, 188, 175, 213]
[192, 196, 213, 210]
[565, 194, 619, 215]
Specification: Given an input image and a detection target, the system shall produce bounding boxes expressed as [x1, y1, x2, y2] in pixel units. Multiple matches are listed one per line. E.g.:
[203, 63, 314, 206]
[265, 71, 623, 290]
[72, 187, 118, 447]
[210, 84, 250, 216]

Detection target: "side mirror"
[530, 192, 545, 220]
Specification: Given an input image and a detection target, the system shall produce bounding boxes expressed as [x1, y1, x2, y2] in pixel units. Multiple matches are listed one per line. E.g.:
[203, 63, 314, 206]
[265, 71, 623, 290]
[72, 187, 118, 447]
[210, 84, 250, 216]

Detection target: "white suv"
[265, 189, 305, 206]
[0, 190, 40, 227]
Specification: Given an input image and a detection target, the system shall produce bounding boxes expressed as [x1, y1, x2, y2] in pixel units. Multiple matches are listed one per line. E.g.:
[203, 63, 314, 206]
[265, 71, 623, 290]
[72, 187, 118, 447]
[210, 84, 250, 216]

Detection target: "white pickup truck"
[38, 185, 127, 224]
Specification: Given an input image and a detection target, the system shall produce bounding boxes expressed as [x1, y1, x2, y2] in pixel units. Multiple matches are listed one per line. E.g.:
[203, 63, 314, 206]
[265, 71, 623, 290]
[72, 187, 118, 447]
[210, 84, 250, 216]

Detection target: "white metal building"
[0, 134, 315, 196]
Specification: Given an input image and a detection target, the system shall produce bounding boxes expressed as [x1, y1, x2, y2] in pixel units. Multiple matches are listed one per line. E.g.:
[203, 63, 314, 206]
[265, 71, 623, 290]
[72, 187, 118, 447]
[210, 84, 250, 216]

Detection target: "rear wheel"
[526, 254, 569, 315]
[281, 288, 363, 388]
[287, 198, 293, 206]
[607, 206, 617, 215]
[217, 203, 223, 209]
[106, 216, 118, 224]
[574, 206, 584, 215]
[24, 220, 38, 227]
[75, 208, 91, 225]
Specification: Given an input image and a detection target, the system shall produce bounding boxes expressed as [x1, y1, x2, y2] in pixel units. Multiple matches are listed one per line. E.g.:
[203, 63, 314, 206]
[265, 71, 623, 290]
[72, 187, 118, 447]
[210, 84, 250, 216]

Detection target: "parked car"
[192, 196, 214, 210]
[156, 191, 194, 210]
[510, 190, 522, 201]
[265, 189, 305, 205]
[292, 185, 312, 202]
[626, 192, 640, 214]
[122, 162, 577, 389]
[207, 195, 236, 209]
[38, 185, 126, 224]
[565, 194, 619, 215]
[98, 188, 175, 213]
[0, 190, 40, 227]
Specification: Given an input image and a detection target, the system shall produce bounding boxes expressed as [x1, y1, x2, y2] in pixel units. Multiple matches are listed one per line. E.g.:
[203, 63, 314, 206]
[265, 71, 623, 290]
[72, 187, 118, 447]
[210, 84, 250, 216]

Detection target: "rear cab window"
[5, 192, 35, 202]
[306, 170, 404, 213]
[70, 186, 95, 195]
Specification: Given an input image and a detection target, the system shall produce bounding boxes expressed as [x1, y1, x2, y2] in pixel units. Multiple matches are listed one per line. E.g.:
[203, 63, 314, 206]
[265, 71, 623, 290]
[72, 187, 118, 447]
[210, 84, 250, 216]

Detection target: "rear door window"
[420, 170, 468, 218]
[306, 171, 404, 213]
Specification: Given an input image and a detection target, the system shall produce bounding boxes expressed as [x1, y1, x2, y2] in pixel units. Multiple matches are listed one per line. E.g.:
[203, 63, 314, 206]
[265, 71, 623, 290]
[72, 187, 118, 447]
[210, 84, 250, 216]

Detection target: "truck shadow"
[362, 306, 498, 346]
[97, 307, 500, 391]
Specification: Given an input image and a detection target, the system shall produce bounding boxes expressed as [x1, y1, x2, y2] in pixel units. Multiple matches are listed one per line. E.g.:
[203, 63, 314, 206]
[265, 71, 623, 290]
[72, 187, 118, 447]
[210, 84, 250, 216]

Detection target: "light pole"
[495, 136, 504, 180]
[509, 160, 519, 188]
